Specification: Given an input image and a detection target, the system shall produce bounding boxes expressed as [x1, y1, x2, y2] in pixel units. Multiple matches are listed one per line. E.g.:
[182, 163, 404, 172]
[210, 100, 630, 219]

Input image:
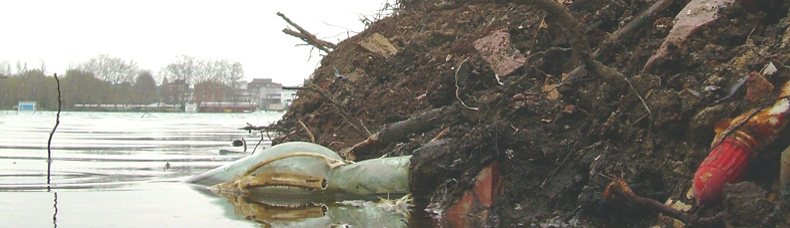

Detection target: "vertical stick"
[47, 73, 62, 187]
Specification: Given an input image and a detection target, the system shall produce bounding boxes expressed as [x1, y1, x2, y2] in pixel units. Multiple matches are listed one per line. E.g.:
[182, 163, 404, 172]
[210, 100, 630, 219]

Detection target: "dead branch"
[563, 0, 674, 78]
[297, 119, 315, 143]
[518, 0, 671, 115]
[277, 12, 336, 53]
[596, 0, 675, 59]
[431, 128, 450, 142]
[344, 104, 460, 160]
[497, 0, 656, 116]
[251, 132, 264, 154]
[547, 0, 651, 116]
[605, 178, 723, 227]
[240, 122, 270, 133]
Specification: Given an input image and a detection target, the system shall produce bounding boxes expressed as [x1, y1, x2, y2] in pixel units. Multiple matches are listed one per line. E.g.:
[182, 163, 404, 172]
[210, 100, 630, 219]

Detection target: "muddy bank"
[272, 0, 790, 226]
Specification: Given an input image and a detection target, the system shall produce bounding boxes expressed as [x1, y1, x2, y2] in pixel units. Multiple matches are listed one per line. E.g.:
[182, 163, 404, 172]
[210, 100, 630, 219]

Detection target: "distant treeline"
[0, 54, 247, 111]
[0, 69, 159, 110]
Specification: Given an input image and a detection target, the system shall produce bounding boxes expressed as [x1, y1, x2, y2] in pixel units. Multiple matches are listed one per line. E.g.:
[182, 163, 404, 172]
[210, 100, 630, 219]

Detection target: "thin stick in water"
[47, 73, 62, 187]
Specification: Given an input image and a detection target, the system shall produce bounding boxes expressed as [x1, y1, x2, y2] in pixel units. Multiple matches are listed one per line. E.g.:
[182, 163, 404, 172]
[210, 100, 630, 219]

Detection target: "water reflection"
[52, 192, 58, 228]
[0, 111, 438, 227]
[210, 189, 412, 228]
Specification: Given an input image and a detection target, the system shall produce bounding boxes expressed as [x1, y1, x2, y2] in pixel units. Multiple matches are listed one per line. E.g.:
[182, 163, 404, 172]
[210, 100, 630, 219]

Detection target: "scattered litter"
[761, 62, 778, 76]
[746, 71, 774, 102]
[473, 30, 527, 77]
[358, 33, 398, 57]
[643, 0, 737, 72]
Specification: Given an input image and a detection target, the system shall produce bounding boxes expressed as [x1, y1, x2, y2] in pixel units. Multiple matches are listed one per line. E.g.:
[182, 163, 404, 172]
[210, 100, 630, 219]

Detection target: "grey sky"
[0, 0, 394, 86]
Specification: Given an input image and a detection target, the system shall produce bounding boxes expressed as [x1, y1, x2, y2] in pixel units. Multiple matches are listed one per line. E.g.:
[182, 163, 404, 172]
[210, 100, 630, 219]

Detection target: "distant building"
[18, 101, 36, 111]
[281, 87, 299, 108]
[247, 78, 283, 111]
[193, 81, 228, 104]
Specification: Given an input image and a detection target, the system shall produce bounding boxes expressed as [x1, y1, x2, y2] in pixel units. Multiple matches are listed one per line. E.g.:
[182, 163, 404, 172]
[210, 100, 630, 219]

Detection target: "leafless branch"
[605, 178, 723, 227]
[344, 104, 459, 160]
[298, 119, 315, 143]
[277, 12, 337, 53]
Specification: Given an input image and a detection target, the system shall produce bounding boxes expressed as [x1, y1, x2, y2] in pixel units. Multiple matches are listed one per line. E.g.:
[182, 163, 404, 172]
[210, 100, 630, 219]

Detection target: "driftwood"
[277, 12, 337, 53]
[343, 104, 460, 160]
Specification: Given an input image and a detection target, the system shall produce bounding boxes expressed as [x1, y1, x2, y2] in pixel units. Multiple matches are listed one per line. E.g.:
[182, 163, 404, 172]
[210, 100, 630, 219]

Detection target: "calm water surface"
[0, 111, 282, 227]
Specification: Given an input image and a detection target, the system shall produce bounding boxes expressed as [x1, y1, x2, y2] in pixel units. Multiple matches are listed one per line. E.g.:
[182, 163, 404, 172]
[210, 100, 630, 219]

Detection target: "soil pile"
[272, 0, 790, 226]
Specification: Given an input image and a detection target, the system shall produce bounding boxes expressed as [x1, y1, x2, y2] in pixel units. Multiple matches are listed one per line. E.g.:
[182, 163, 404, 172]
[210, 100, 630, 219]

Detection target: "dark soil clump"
[272, 0, 790, 226]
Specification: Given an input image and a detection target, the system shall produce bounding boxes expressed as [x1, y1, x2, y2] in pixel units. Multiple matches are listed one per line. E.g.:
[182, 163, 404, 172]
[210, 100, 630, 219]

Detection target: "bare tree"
[0, 61, 12, 76]
[134, 71, 158, 104]
[158, 56, 246, 107]
[159, 55, 198, 84]
[76, 54, 140, 84]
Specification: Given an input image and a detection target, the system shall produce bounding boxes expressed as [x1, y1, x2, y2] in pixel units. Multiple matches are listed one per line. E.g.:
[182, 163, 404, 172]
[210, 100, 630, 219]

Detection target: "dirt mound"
[272, 0, 790, 226]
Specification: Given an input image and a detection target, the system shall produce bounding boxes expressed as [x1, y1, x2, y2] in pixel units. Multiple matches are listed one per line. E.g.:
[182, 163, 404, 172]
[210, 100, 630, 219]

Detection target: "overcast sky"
[0, 0, 394, 86]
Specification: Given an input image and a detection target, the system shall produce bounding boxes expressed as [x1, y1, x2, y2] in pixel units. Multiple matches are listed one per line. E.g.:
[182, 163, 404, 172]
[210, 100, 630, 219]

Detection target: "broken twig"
[454, 57, 479, 111]
[277, 12, 336, 53]
[297, 119, 315, 143]
[252, 131, 264, 155]
[605, 178, 723, 226]
[344, 104, 460, 160]
[597, 0, 675, 59]
[241, 123, 270, 133]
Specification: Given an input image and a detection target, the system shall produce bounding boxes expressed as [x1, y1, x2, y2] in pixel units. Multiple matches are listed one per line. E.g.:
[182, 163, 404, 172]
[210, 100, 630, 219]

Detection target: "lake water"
[0, 111, 286, 227]
[0, 111, 439, 227]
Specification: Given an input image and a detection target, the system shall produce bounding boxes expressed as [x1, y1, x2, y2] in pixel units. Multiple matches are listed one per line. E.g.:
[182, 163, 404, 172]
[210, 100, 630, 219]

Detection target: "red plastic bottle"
[692, 137, 752, 204]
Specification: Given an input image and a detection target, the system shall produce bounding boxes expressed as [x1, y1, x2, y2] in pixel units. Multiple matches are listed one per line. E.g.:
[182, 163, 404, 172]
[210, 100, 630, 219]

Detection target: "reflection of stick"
[47, 73, 62, 188]
[277, 12, 336, 53]
[242, 138, 247, 153]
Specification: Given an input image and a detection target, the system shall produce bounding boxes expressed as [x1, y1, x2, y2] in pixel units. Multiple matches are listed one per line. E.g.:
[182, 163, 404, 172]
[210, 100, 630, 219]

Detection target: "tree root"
[604, 178, 723, 227]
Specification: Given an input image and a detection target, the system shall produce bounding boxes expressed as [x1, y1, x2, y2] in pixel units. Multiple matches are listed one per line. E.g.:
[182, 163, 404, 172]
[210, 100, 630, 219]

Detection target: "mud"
[272, 0, 790, 226]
